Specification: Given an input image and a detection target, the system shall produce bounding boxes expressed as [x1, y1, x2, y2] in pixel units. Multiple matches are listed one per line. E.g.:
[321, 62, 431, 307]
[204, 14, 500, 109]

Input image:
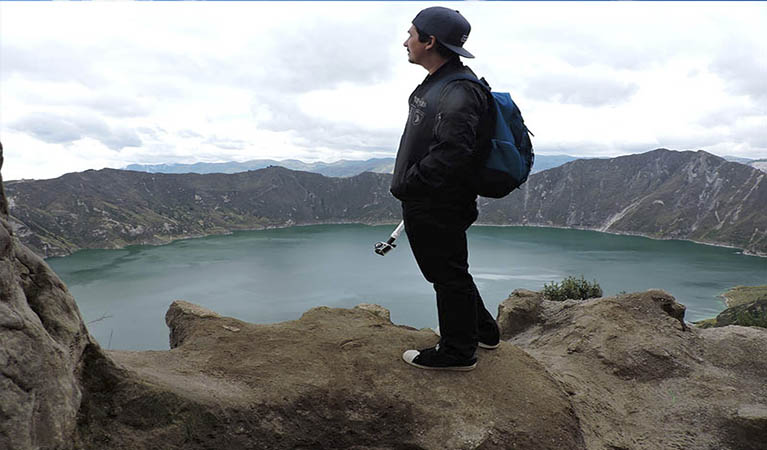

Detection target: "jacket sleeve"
[402, 80, 488, 197]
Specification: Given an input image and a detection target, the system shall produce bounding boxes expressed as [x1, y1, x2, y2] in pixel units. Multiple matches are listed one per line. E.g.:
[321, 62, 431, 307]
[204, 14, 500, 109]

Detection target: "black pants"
[402, 201, 497, 360]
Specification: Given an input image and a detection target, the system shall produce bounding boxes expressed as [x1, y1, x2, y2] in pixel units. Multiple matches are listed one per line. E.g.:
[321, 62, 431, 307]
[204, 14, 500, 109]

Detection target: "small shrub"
[735, 310, 767, 328]
[543, 275, 603, 302]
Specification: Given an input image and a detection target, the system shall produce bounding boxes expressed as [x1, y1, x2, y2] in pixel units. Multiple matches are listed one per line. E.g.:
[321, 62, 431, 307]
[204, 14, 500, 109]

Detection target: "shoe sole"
[403, 358, 477, 371]
[478, 342, 500, 350]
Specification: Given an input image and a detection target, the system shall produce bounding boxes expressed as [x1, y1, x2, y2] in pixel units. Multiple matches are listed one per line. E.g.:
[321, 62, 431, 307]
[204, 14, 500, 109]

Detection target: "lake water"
[47, 225, 767, 351]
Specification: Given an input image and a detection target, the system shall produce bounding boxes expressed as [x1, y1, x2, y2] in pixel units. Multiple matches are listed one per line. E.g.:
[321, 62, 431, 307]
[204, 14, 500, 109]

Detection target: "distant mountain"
[530, 154, 579, 173]
[123, 154, 577, 178]
[124, 158, 395, 178]
[722, 155, 767, 173]
[722, 155, 755, 164]
[6, 149, 765, 258]
[478, 149, 767, 256]
[749, 160, 767, 173]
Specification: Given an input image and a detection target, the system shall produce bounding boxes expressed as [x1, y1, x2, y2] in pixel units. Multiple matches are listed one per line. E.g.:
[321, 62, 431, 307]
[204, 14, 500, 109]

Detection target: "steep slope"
[479, 149, 767, 255]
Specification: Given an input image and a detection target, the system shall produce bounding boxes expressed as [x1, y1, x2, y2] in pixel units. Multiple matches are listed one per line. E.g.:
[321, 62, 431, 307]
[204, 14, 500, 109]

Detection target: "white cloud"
[524, 73, 639, 107]
[710, 40, 767, 102]
[1, 1, 766, 181]
[10, 112, 142, 150]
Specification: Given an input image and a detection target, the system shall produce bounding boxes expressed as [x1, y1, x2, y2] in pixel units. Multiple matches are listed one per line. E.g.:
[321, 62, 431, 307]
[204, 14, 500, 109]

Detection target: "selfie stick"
[374, 221, 405, 256]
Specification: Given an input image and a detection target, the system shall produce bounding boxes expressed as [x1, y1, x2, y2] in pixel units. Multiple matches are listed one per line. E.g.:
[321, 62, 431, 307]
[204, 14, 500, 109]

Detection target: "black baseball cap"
[412, 7, 474, 59]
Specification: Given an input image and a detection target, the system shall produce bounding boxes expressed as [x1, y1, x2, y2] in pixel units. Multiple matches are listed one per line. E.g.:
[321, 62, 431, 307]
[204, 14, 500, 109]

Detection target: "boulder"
[164, 299, 222, 348]
[507, 289, 767, 450]
[496, 289, 543, 339]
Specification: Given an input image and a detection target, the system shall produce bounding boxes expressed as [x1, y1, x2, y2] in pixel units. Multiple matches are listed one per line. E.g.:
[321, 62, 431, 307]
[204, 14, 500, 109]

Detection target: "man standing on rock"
[391, 7, 500, 371]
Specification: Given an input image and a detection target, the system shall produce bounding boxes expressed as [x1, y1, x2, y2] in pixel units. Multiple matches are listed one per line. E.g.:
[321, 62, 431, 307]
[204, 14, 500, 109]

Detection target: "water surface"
[47, 225, 767, 350]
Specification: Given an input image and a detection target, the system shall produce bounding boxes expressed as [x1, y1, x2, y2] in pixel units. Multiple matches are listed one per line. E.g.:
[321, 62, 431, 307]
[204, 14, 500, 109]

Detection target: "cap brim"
[443, 43, 474, 59]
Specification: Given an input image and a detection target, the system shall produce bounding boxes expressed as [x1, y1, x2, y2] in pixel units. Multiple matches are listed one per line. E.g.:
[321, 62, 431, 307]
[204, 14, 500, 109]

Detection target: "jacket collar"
[423, 58, 464, 84]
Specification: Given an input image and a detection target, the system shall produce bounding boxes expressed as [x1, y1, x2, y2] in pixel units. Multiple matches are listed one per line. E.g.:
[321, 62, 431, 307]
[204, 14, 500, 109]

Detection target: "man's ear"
[426, 35, 436, 50]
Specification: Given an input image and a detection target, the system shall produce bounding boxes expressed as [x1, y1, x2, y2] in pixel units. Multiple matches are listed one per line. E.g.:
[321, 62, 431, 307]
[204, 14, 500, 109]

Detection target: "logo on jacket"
[410, 95, 427, 125]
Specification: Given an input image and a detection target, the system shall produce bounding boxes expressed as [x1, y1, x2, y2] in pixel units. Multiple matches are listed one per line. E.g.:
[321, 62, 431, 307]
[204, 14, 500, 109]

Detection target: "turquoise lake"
[46, 224, 767, 350]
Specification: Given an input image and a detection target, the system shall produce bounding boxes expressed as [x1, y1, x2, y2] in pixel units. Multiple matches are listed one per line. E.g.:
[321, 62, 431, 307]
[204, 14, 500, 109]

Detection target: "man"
[391, 7, 500, 371]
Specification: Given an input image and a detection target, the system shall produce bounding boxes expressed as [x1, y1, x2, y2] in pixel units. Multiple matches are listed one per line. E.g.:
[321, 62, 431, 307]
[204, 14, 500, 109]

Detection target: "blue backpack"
[444, 74, 535, 198]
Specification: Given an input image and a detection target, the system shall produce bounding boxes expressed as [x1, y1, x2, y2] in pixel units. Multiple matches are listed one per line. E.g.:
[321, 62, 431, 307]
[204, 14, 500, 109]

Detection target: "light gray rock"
[0, 142, 94, 450]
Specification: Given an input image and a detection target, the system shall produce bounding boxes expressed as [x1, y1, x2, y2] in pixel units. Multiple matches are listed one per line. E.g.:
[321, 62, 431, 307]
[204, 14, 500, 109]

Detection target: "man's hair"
[416, 26, 458, 60]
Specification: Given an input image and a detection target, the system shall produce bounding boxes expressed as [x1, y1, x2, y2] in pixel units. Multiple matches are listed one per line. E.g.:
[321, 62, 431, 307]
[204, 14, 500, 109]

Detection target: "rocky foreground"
[3, 224, 767, 449]
[2, 145, 767, 450]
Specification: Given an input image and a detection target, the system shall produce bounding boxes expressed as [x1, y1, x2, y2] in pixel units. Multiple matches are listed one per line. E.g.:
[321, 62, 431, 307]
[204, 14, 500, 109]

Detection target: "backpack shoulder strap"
[440, 72, 491, 92]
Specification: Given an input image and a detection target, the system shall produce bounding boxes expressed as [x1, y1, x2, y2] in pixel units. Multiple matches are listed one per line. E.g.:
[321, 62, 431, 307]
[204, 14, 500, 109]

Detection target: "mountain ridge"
[124, 157, 396, 178]
[5, 148, 766, 258]
[5, 166, 400, 257]
[121, 154, 580, 178]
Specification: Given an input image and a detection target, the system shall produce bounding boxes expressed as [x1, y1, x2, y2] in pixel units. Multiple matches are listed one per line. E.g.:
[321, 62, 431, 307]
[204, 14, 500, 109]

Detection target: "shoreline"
[716, 286, 767, 309]
[473, 221, 766, 258]
[41, 219, 401, 260]
[41, 220, 766, 260]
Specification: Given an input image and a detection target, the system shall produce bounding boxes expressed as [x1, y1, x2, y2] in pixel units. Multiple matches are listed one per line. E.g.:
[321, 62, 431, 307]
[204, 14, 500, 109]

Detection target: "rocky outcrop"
[74, 301, 585, 449]
[0, 142, 96, 449]
[498, 289, 767, 450]
[496, 289, 543, 340]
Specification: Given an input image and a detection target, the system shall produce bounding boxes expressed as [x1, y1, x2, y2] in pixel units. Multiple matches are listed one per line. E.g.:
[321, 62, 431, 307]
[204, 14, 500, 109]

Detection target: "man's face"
[403, 25, 430, 66]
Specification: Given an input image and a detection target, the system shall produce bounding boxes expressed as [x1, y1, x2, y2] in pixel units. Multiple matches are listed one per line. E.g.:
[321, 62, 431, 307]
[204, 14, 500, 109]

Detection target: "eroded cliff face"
[0, 142, 97, 449]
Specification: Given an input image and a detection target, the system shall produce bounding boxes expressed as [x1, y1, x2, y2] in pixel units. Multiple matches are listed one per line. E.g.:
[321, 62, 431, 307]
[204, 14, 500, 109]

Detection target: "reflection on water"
[47, 225, 767, 351]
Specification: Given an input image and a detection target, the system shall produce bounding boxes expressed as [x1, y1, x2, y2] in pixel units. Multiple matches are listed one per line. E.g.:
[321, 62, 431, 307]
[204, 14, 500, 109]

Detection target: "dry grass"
[721, 285, 767, 307]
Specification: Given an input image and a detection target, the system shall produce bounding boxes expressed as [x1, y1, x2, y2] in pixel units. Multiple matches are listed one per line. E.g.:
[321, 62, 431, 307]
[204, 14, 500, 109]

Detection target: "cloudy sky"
[1, 1, 765, 181]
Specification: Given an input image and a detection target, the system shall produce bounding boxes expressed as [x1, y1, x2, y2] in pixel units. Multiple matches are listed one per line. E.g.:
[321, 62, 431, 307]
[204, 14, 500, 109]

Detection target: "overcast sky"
[1, 1, 765, 181]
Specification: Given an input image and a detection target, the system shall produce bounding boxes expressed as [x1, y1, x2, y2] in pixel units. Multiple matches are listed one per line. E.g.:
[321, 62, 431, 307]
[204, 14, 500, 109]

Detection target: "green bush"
[735, 310, 767, 328]
[542, 275, 603, 302]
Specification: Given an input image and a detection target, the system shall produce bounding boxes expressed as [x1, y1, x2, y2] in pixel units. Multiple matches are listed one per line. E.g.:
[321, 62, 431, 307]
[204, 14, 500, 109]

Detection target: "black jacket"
[390, 59, 492, 205]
